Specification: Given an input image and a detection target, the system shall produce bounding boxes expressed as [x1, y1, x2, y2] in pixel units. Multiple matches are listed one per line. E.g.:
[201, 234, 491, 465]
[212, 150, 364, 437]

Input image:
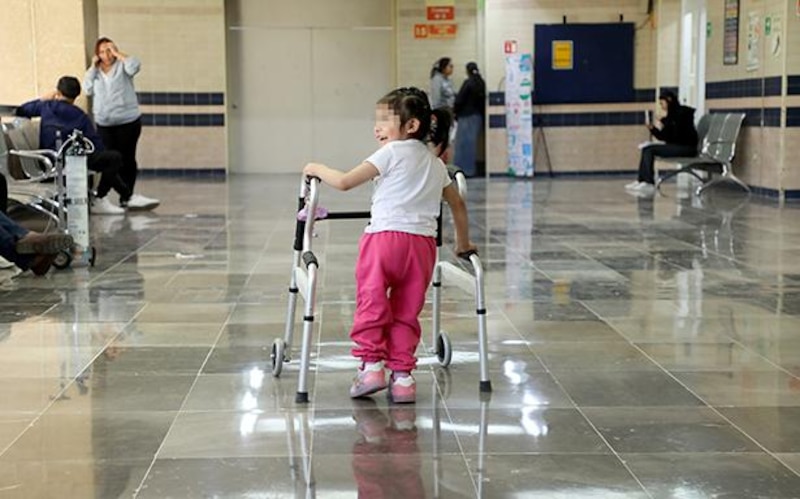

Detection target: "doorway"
[680, 0, 707, 119]
[225, 1, 393, 174]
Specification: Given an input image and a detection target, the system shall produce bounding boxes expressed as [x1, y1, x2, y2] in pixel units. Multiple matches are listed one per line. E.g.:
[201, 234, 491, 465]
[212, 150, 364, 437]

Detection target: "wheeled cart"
[10, 129, 97, 268]
[271, 171, 492, 403]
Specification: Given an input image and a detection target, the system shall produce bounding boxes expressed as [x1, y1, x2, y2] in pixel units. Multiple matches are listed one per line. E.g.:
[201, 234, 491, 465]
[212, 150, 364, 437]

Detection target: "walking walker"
[11, 129, 97, 268]
[270, 171, 492, 403]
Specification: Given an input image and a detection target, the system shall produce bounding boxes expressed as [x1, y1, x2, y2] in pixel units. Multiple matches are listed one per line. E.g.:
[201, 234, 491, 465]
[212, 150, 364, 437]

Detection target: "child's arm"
[303, 162, 379, 191]
[442, 183, 476, 254]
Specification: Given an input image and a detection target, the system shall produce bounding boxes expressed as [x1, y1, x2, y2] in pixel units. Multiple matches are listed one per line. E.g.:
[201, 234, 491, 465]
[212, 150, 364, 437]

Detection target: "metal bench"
[655, 112, 748, 195]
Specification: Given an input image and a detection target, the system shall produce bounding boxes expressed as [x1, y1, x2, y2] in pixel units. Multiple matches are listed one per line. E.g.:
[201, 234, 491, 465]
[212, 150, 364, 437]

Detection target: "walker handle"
[457, 249, 479, 260]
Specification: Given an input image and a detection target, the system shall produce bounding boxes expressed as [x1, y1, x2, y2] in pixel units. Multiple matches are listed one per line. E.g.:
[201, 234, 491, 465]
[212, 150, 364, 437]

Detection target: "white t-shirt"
[364, 139, 452, 237]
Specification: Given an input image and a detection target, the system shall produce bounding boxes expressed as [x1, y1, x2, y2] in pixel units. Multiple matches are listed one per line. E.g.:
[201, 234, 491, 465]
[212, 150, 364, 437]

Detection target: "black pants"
[87, 150, 132, 201]
[98, 117, 142, 194]
[0, 174, 7, 214]
[638, 143, 697, 184]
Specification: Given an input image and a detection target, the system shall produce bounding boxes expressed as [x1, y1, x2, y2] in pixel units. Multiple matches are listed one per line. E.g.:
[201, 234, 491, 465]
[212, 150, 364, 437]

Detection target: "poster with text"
[724, 0, 740, 65]
[747, 12, 760, 71]
[505, 53, 534, 177]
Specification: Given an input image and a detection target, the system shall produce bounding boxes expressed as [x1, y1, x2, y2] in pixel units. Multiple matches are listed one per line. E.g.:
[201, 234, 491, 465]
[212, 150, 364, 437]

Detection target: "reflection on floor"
[1, 175, 800, 497]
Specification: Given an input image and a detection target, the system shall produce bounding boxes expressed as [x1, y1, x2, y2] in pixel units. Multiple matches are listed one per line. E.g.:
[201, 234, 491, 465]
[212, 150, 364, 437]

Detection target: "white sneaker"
[0, 256, 15, 269]
[91, 197, 125, 215]
[625, 180, 642, 189]
[124, 193, 160, 211]
[631, 182, 656, 194]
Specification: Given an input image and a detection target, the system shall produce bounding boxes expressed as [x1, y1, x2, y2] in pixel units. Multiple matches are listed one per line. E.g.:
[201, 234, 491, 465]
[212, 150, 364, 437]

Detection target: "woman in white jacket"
[84, 38, 159, 211]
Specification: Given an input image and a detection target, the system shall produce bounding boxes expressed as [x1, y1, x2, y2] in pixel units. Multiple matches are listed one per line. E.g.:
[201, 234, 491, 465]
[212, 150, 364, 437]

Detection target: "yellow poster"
[552, 41, 573, 70]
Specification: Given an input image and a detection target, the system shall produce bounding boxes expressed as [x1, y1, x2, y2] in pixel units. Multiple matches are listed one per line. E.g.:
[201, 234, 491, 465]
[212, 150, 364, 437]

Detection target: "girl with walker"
[302, 87, 476, 404]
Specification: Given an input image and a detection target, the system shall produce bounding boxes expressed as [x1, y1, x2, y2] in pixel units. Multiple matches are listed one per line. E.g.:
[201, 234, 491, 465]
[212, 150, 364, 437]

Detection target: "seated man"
[0, 210, 73, 275]
[15, 76, 154, 214]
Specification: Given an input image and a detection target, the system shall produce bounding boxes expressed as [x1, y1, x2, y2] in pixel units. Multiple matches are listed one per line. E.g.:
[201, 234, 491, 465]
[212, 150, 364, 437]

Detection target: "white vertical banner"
[505, 53, 534, 177]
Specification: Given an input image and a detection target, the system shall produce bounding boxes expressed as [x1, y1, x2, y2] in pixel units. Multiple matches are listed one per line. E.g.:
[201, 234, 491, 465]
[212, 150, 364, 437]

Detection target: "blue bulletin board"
[534, 23, 635, 104]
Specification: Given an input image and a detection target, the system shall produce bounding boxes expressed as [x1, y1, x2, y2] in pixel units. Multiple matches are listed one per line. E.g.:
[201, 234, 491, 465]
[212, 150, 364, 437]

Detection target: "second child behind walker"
[303, 87, 476, 404]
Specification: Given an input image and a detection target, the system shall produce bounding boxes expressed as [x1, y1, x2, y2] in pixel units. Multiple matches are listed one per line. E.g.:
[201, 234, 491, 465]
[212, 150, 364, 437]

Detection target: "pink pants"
[350, 231, 436, 372]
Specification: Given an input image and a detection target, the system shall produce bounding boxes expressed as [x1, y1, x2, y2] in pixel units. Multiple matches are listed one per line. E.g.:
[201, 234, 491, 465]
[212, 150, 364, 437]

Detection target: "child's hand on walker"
[303, 162, 327, 179]
[456, 242, 478, 258]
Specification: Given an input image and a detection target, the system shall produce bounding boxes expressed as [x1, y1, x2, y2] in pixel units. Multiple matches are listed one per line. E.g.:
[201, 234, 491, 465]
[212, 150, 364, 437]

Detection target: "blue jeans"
[0, 211, 31, 269]
[453, 114, 483, 177]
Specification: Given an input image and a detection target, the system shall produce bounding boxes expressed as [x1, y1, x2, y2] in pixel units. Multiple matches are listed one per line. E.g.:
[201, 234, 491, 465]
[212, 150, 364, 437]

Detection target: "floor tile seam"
[242, 223, 282, 287]
[600, 323, 800, 479]
[432, 366, 480, 497]
[532, 369, 656, 497]
[132, 313, 233, 498]
[0, 317, 134, 460]
[723, 336, 800, 383]
[494, 304, 655, 495]
[87, 232, 167, 286]
[499, 306, 666, 498]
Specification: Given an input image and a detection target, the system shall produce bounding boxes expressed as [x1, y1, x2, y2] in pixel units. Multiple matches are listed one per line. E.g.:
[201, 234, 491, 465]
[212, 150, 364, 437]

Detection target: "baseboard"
[138, 168, 227, 178]
[489, 170, 637, 178]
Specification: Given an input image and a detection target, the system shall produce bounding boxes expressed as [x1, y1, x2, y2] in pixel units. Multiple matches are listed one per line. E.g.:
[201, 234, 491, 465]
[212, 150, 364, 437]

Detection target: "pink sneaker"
[350, 363, 387, 398]
[389, 373, 416, 404]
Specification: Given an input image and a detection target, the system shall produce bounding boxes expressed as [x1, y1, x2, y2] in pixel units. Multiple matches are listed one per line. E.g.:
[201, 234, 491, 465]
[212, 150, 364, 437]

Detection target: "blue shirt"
[15, 100, 104, 152]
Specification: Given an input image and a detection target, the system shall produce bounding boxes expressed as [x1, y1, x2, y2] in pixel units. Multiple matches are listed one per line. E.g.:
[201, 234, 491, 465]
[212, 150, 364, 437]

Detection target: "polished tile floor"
[1, 175, 800, 498]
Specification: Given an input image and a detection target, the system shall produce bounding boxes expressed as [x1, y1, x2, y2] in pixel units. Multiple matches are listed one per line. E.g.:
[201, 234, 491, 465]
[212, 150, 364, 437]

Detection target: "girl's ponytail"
[430, 108, 452, 158]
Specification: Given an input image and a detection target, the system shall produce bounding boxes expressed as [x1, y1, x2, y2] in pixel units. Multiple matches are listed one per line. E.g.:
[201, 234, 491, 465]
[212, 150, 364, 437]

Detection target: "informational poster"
[551, 41, 574, 70]
[724, 0, 740, 65]
[768, 15, 783, 57]
[505, 53, 534, 177]
[747, 12, 760, 71]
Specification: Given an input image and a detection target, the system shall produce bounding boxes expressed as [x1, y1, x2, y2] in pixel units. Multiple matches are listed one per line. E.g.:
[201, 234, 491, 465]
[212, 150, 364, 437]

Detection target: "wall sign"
[414, 24, 457, 39]
[427, 6, 454, 21]
[551, 40, 574, 70]
[504, 40, 518, 54]
[724, 0, 740, 65]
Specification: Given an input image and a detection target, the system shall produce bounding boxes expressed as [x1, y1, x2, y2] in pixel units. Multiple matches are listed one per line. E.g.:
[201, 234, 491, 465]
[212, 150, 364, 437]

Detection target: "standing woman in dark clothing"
[453, 62, 486, 177]
[626, 90, 698, 194]
[84, 37, 159, 210]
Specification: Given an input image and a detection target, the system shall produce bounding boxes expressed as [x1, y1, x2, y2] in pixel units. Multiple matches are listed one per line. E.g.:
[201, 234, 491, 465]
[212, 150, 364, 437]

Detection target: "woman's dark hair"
[430, 57, 452, 79]
[659, 89, 680, 113]
[466, 62, 480, 75]
[94, 37, 113, 56]
[378, 87, 452, 157]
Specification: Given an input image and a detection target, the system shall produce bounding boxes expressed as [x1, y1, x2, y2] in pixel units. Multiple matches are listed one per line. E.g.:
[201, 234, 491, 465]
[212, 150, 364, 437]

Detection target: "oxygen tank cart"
[58, 130, 96, 268]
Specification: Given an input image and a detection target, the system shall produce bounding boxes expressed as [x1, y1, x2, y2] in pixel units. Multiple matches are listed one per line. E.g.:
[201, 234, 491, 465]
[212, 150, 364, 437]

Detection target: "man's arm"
[14, 99, 43, 118]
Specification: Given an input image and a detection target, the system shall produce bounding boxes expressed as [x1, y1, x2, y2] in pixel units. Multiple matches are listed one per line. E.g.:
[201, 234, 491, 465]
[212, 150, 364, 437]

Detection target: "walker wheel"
[52, 250, 73, 270]
[271, 339, 286, 377]
[436, 331, 452, 367]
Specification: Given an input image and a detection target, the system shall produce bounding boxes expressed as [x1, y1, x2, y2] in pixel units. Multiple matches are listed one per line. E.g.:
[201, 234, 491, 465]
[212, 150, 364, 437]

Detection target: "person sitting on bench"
[626, 90, 698, 195]
[14, 76, 148, 215]
[0, 210, 73, 275]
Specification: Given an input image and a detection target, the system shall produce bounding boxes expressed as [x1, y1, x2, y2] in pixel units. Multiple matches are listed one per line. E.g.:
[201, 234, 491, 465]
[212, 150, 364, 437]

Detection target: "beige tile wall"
[396, 0, 480, 91]
[783, 129, 800, 190]
[787, 1, 800, 74]
[138, 127, 226, 170]
[97, 0, 225, 92]
[706, 0, 787, 82]
[0, 0, 90, 106]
